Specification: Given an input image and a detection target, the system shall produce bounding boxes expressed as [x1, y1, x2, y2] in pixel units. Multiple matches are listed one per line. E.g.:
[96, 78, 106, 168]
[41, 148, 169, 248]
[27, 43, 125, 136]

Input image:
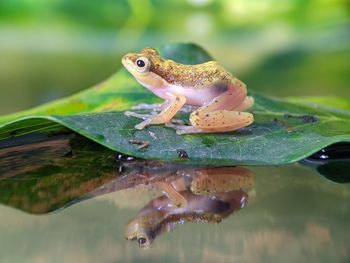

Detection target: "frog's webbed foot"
[130, 103, 196, 114]
[126, 95, 187, 130]
[131, 102, 167, 112]
[169, 119, 187, 125]
[165, 123, 205, 135]
[134, 118, 153, 130]
[125, 111, 153, 120]
[125, 111, 160, 130]
[125, 101, 171, 123]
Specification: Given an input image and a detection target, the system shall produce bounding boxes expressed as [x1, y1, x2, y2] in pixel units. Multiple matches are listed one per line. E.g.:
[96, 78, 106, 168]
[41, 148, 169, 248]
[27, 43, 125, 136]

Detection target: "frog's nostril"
[122, 53, 130, 60]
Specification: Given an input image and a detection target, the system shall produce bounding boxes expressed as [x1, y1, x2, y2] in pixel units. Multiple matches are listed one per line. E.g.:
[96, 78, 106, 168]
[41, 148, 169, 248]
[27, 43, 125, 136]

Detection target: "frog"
[124, 190, 248, 248]
[122, 48, 254, 134]
[123, 165, 253, 248]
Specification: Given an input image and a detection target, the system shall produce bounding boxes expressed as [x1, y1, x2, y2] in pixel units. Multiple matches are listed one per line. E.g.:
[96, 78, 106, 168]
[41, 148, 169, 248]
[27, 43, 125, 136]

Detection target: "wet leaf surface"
[0, 43, 349, 165]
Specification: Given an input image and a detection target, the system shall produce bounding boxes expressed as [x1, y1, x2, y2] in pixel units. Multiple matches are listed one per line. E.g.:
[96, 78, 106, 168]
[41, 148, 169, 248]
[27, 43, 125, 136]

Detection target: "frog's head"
[122, 48, 167, 90]
[124, 217, 156, 249]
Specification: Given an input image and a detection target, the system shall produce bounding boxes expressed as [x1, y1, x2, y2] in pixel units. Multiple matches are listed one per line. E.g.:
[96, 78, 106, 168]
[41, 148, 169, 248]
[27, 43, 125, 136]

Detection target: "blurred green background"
[0, 0, 349, 115]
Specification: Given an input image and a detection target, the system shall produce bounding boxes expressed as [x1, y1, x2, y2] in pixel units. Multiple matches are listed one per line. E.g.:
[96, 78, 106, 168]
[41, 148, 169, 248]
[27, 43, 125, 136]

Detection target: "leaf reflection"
[0, 131, 254, 248]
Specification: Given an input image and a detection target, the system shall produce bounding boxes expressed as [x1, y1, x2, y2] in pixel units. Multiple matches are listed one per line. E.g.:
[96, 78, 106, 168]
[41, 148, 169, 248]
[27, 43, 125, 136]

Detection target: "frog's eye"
[135, 57, 150, 73]
[137, 236, 148, 247]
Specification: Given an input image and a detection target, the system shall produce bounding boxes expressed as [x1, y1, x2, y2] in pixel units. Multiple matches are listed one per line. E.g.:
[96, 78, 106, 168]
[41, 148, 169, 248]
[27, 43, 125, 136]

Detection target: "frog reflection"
[123, 166, 254, 248]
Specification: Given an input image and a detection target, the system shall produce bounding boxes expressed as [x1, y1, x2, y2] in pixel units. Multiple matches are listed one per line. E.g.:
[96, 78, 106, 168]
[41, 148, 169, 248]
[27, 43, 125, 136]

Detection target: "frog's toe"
[125, 111, 152, 120]
[135, 118, 153, 130]
[165, 123, 203, 134]
[131, 103, 165, 111]
[176, 129, 188, 135]
[176, 127, 203, 135]
[165, 122, 176, 128]
[125, 111, 135, 117]
[135, 123, 146, 130]
[170, 119, 187, 125]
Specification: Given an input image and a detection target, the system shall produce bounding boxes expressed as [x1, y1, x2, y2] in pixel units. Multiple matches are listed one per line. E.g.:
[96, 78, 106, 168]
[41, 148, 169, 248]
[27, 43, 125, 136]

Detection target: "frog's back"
[190, 61, 234, 88]
[150, 58, 234, 89]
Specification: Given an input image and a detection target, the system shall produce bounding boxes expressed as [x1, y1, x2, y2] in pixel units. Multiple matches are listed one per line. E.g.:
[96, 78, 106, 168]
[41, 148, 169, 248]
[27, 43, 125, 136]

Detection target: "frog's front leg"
[154, 181, 188, 208]
[125, 101, 170, 121]
[130, 94, 186, 130]
[130, 102, 197, 114]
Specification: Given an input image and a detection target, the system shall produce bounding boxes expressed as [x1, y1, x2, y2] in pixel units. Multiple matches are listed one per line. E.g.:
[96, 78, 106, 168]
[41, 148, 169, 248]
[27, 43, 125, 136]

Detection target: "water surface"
[0, 132, 349, 263]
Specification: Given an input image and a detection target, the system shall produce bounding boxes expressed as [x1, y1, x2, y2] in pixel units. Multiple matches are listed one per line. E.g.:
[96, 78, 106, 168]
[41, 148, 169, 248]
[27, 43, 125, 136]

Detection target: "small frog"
[122, 48, 254, 134]
[124, 190, 248, 248]
[123, 166, 253, 248]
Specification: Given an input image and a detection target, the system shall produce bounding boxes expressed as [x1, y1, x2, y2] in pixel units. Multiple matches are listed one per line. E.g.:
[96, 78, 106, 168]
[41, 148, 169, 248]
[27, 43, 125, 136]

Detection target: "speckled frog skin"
[122, 48, 254, 134]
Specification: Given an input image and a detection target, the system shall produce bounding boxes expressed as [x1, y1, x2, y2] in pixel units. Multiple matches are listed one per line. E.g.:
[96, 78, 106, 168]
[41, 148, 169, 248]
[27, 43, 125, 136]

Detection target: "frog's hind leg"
[168, 110, 253, 134]
[125, 100, 171, 120]
[130, 94, 186, 130]
[166, 87, 253, 134]
[192, 109, 253, 132]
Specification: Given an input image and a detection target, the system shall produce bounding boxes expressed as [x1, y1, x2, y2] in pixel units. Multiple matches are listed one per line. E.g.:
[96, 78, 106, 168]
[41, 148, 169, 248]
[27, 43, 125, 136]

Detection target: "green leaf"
[0, 43, 349, 165]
